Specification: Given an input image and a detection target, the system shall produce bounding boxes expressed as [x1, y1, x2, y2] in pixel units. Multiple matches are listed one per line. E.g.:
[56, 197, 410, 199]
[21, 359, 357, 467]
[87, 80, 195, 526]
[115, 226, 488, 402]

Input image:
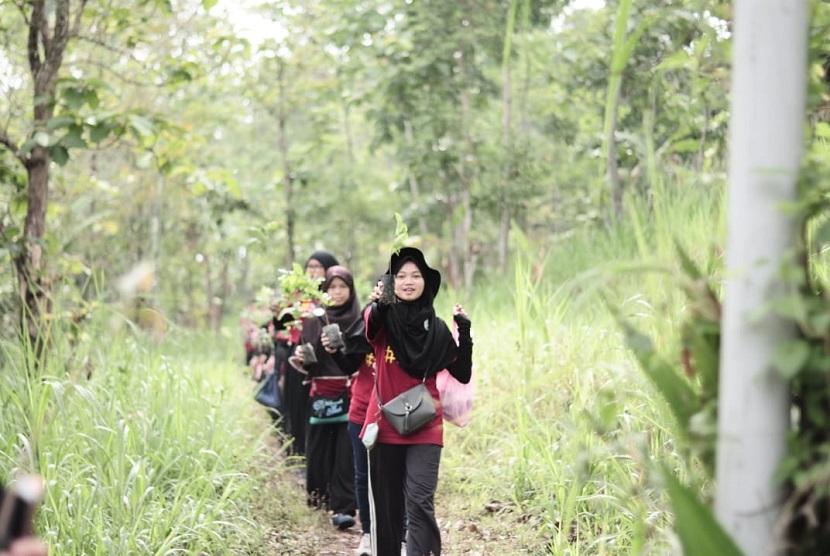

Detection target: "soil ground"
[251, 425, 529, 556]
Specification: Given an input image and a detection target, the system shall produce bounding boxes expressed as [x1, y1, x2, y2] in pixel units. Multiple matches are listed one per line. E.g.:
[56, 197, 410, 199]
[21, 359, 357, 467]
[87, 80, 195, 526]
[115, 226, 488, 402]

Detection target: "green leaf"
[809, 312, 830, 334]
[58, 131, 88, 149]
[84, 88, 100, 109]
[17, 138, 37, 158]
[391, 212, 409, 254]
[662, 468, 743, 556]
[768, 294, 807, 321]
[50, 145, 70, 166]
[90, 121, 115, 144]
[813, 218, 830, 246]
[63, 87, 86, 110]
[672, 138, 701, 154]
[136, 151, 154, 169]
[46, 115, 75, 131]
[675, 240, 703, 280]
[128, 114, 155, 138]
[202, 0, 218, 10]
[771, 340, 810, 380]
[655, 49, 695, 72]
[619, 318, 698, 428]
[816, 121, 830, 139]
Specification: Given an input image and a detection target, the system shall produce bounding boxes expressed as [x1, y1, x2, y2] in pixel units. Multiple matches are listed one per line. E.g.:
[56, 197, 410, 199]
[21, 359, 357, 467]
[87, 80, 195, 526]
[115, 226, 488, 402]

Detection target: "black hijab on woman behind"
[306, 250, 339, 270]
[384, 247, 457, 379]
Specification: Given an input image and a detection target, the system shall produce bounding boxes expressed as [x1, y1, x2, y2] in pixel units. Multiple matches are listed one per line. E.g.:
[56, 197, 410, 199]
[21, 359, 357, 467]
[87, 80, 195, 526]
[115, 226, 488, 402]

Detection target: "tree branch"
[28, 0, 44, 75]
[73, 57, 159, 88]
[0, 131, 27, 167]
[71, 0, 88, 36]
[46, 0, 71, 73]
[10, 0, 30, 25]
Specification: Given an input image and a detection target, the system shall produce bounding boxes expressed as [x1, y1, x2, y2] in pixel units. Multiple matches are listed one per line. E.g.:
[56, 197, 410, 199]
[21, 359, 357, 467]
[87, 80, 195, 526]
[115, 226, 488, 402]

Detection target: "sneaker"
[332, 513, 356, 529]
[355, 533, 371, 556]
[400, 541, 406, 555]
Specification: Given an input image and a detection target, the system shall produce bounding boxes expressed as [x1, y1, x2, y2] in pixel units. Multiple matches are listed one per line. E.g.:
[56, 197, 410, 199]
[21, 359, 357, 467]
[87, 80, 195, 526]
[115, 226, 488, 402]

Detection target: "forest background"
[0, 0, 821, 554]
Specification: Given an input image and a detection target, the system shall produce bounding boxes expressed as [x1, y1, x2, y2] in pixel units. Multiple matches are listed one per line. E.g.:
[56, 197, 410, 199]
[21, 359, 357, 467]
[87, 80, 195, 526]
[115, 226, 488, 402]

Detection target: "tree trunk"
[455, 3, 474, 292]
[14, 0, 75, 362]
[403, 118, 428, 235]
[150, 175, 163, 302]
[606, 82, 623, 219]
[696, 104, 710, 172]
[498, 61, 513, 276]
[16, 145, 52, 359]
[205, 254, 215, 330]
[217, 254, 230, 335]
[277, 58, 295, 267]
[714, 1, 808, 553]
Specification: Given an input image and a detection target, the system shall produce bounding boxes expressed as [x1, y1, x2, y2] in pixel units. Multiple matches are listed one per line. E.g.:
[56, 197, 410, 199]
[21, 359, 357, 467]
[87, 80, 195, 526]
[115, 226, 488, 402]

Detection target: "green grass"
[0, 183, 724, 554]
[1, 318, 273, 554]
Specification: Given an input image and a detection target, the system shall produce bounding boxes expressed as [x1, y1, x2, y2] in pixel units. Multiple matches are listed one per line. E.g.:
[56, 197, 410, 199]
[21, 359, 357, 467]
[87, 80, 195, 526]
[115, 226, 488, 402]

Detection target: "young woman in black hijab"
[294, 265, 360, 528]
[280, 250, 339, 458]
[363, 247, 473, 556]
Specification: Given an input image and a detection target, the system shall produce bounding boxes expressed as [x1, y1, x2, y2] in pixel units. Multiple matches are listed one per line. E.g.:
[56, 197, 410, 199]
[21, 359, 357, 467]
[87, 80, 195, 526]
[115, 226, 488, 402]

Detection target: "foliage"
[662, 468, 743, 556]
[615, 242, 720, 479]
[391, 212, 410, 254]
[272, 263, 329, 331]
[0, 321, 269, 554]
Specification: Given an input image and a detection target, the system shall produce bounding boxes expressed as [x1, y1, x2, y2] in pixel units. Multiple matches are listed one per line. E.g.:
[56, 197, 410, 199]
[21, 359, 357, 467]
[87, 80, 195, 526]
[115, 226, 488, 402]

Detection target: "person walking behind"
[363, 247, 473, 556]
[340, 313, 377, 555]
[294, 265, 359, 528]
[282, 250, 340, 458]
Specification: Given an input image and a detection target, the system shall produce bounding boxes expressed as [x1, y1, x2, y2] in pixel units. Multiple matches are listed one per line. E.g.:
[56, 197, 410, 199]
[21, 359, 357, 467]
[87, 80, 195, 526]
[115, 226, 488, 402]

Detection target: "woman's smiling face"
[394, 261, 425, 302]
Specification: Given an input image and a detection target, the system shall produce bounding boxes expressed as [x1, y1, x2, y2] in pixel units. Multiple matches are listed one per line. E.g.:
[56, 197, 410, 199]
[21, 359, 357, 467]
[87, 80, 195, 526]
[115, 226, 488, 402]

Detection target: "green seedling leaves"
[391, 212, 409, 255]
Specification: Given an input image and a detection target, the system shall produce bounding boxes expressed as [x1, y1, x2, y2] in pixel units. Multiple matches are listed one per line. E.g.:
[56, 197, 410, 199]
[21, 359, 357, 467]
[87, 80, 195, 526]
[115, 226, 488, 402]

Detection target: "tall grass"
[0, 313, 272, 555]
[440, 182, 723, 554]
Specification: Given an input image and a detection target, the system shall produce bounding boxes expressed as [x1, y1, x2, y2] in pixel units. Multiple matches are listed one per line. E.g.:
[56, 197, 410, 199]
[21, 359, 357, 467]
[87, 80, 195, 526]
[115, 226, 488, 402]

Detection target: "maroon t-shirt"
[361, 317, 445, 446]
[348, 354, 375, 425]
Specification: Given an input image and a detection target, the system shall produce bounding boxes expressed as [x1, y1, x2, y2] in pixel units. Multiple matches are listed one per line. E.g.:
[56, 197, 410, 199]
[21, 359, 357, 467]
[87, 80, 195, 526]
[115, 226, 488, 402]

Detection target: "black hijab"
[384, 248, 456, 379]
[321, 266, 360, 329]
[306, 250, 339, 271]
[302, 266, 361, 377]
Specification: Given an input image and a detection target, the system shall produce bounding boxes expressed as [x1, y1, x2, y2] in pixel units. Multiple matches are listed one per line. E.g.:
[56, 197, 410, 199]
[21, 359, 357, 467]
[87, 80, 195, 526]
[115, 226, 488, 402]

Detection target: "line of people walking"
[246, 247, 473, 556]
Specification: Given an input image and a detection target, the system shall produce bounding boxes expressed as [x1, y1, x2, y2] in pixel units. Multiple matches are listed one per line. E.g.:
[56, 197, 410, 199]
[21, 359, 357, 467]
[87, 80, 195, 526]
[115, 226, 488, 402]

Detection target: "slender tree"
[0, 0, 82, 359]
[715, 1, 809, 553]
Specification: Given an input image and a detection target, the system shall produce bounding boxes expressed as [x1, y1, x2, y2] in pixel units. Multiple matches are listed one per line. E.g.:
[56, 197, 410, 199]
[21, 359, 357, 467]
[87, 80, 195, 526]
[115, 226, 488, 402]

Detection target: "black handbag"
[378, 380, 436, 436]
[254, 372, 282, 412]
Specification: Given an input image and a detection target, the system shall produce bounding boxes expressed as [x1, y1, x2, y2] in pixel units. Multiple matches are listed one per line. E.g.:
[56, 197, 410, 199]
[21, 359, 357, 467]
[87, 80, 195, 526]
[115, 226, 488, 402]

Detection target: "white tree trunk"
[715, 2, 809, 554]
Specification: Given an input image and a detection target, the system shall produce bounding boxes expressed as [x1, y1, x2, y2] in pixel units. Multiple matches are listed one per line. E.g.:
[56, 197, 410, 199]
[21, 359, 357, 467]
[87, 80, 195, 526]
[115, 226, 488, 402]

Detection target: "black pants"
[306, 421, 356, 515]
[370, 443, 442, 556]
[283, 366, 310, 457]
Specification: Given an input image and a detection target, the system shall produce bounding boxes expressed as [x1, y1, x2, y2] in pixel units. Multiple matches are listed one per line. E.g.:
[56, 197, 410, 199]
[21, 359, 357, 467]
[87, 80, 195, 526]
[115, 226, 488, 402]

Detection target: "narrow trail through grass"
[248, 411, 538, 555]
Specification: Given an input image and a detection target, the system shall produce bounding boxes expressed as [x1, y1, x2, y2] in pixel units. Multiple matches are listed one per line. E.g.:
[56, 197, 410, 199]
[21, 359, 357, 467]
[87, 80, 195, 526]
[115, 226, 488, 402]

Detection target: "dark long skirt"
[283, 364, 310, 457]
[306, 421, 356, 514]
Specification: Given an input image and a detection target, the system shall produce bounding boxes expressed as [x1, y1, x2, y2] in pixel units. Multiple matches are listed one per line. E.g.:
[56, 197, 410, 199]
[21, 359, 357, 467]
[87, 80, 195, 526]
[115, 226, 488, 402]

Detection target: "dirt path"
[252, 422, 530, 555]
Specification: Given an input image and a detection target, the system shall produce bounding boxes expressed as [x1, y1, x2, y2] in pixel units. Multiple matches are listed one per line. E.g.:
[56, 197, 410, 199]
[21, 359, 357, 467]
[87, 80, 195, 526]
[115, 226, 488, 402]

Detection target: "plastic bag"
[438, 318, 474, 427]
[437, 369, 473, 427]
